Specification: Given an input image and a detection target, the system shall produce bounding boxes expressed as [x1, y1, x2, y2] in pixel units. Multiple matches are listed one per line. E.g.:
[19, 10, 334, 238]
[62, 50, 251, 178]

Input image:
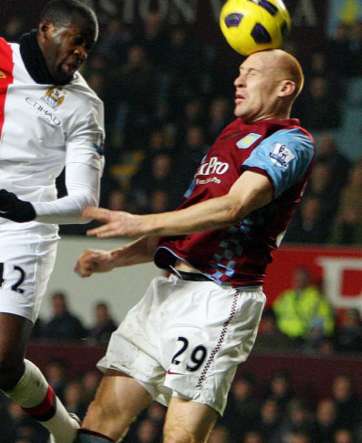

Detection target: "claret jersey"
[155, 118, 315, 287]
[0, 37, 104, 233]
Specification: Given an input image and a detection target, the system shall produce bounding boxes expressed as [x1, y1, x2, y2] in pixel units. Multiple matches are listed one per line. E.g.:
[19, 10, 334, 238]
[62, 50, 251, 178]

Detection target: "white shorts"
[98, 274, 266, 415]
[0, 230, 58, 323]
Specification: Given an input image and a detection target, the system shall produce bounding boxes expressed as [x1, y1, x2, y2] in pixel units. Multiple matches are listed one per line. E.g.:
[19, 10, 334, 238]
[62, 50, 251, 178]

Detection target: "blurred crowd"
[3, 13, 362, 243]
[1, 362, 361, 443]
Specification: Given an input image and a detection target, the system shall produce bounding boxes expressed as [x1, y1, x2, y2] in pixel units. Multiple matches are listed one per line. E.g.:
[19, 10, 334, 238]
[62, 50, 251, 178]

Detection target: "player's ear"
[279, 80, 296, 98]
[38, 20, 55, 41]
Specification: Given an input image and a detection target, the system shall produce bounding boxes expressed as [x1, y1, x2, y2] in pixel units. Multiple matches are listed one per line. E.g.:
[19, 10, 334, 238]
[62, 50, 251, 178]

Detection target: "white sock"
[5, 359, 79, 443]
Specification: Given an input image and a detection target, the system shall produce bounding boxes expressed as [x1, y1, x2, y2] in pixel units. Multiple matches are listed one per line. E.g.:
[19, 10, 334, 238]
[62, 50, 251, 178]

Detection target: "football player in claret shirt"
[0, 1, 104, 442]
[74, 49, 315, 443]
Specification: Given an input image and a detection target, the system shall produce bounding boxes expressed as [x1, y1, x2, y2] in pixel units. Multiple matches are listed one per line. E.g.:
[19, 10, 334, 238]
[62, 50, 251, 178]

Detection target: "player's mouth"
[235, 94, 245, 104]
[62, 62, 78, 76]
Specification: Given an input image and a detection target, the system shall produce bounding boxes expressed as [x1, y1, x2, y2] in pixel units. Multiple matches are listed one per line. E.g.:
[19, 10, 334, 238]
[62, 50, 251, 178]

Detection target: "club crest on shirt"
[0, 70, 6, 79]
[236, 133, 262, 149]
[43, 87, 65, 108]
[269, 143, 295, 168]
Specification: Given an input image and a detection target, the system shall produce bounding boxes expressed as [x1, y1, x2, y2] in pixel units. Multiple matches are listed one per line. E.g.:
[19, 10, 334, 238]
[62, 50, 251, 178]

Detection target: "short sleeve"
[65, 97, 105, 171]
[242, 128, 315, 197]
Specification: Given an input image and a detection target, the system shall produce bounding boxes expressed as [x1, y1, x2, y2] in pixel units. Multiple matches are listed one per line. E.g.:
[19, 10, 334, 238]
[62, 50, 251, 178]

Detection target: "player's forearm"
[139, 194, 243, 237]
[110, 236, 159, 267]
[33, 162, 101, 224]
[33, 191, 99, 224]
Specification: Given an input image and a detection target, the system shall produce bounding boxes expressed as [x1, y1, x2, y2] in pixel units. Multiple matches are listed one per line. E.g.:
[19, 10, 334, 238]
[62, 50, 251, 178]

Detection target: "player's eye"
[73, 36, 85, 46]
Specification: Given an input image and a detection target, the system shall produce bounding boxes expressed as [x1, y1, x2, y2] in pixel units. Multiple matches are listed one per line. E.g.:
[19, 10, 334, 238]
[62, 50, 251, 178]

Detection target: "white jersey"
[0, 37, 105, 236]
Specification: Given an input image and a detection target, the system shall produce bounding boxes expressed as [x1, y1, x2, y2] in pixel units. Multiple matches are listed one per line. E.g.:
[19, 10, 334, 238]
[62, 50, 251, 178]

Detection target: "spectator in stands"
[331, 375, 361, 430]
[145, 403, 166, 428]
[3, 16, 25, 41]
[95, 19, 132, 65]
[131, 151, 177, 212]
[329, 159, 362, 244]
[207, 96, 232, 144]
[306, 162, 339, 223]
[7, 401, 48, 443]
[88, 302, 117, 345]
[273, 267, 334, 346]
[175, 98, 205, 137]
[313, 398, 338, 443]
[63, 381, 87, 419]
[349, 21, 362, 76]
[286, 430, 311, 443]
[334, 308, 362, 353]
[315, 133, 351, 194]
[278, 399, 314, 442]
[253, 308, 294, 352]
[81, 371, 100, 407]
[44, 360, 68, 401]
[256, 398, 281, 443]
[264, 370, 294, 414]
[137, 11, 168, 67]
[208, 425, 231, 443]
[43, 292, 87, 342]
[242, 430, 264, 443]
[132, 417, 160, 443]
[327, 22, 353, 77]
[110, 44, 160, 149]
[224, 374, 259, 439]
[175, 124, 208, 196]
[284, 196, 329, 244]
[334, 428, 354, 443]
[107, 189, 127, 211]
[148, 189, 171, 212]
[301, 76, 341, 130]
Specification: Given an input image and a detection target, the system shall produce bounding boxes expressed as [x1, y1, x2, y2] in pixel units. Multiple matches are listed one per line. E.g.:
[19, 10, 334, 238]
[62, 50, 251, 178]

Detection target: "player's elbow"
[224, 199, 246, 225]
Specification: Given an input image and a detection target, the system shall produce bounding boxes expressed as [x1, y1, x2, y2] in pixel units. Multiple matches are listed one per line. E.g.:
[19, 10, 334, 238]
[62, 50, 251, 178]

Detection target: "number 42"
[0, 263, 26, 294]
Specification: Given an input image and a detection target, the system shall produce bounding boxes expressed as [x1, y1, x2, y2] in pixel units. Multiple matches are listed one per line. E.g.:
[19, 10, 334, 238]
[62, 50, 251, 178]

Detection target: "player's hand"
[83, 207, 144, 238]
[0, 189, 36, 222]
[74, 249, 115, 277]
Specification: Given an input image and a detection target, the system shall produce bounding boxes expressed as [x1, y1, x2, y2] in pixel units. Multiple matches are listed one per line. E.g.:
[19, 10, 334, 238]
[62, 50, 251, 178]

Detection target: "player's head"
[37, 0, 99, 84]
[234, 49, 304, 123]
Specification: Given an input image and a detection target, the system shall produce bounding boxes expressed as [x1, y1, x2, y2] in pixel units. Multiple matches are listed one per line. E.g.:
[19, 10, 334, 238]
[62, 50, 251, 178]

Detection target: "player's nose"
[234, 73, 245, 88]
[74, 46, 88, 62]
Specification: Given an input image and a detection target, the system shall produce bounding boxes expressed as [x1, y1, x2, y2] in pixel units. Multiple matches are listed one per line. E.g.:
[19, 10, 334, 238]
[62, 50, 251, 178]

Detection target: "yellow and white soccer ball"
[219, 0, 292, 56]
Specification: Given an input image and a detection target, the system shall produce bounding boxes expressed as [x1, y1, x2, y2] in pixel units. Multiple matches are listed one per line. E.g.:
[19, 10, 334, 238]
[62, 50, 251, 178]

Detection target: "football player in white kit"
[0, 1, 104, 443]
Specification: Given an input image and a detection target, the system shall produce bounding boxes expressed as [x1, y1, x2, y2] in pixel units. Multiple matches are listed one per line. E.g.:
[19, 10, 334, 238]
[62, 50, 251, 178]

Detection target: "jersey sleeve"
[65, 96, 105, 172]
[241, 128, 315, 198]
[32, 95, 105, 224]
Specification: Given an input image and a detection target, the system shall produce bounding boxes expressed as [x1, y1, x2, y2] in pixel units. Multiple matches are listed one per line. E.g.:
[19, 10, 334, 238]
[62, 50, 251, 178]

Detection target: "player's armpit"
[228, 170, 273, 220]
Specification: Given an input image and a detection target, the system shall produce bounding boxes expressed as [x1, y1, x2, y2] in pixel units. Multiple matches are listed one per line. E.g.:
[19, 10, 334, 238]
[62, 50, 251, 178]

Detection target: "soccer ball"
[219, 0, 292, 56]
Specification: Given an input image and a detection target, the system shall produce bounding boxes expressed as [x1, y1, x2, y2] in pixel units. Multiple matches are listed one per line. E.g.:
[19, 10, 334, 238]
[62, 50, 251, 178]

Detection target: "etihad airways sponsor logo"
[25, 97, 62, 126]
[196, 156, 229, 177]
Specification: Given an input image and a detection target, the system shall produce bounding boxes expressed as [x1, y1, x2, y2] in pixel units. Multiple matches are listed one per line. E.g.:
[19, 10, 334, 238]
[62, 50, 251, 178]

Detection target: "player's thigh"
[0, 231, 58, 323]
[83, 370, 153, 441]
[163, 397, 218, 443]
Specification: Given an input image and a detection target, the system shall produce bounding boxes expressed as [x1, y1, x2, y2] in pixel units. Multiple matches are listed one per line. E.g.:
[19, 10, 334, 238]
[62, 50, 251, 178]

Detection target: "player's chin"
[234, 105, 246, 118]
[55, 67, 74, 84]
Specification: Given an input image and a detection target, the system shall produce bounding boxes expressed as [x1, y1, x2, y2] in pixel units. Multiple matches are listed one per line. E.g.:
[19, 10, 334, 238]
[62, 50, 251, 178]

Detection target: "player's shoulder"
[217, 118, 241, 140]
[64, 72, 103, 108]
[0, 37, 17, 53]
[263, 126, 315, 154]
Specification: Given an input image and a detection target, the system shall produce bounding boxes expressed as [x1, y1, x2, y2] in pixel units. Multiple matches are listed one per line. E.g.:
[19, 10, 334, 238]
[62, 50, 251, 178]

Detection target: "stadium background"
[0, 1, 362, 442]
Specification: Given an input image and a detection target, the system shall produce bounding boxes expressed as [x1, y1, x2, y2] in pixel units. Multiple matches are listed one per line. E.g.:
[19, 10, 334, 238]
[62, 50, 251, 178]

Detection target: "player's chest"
[193, 131, 263, 192]
[5, 83, 68, 149]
